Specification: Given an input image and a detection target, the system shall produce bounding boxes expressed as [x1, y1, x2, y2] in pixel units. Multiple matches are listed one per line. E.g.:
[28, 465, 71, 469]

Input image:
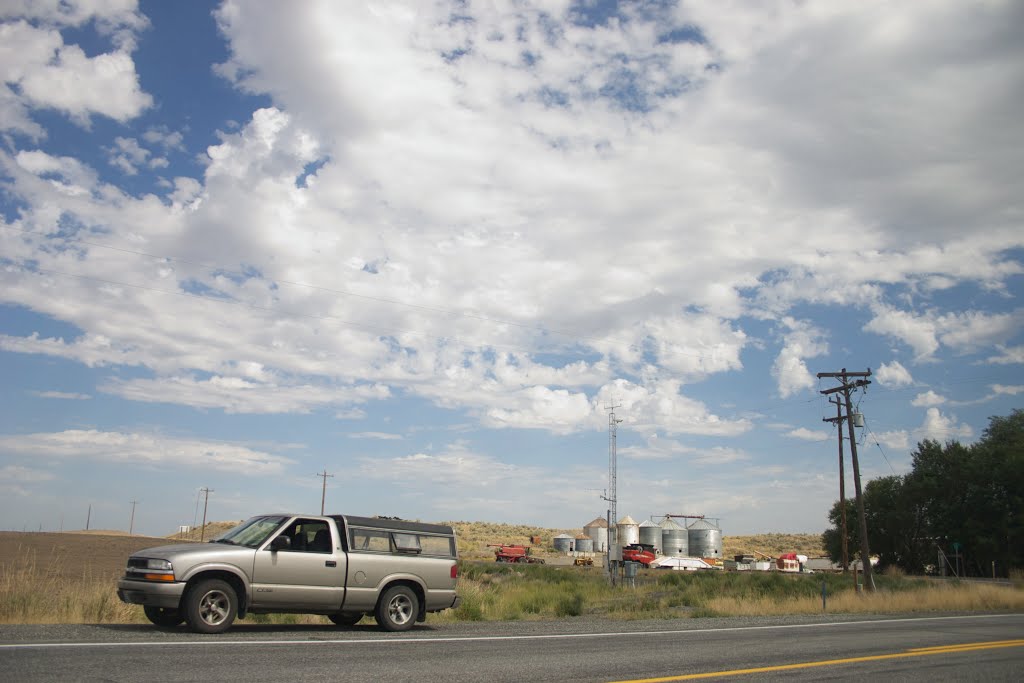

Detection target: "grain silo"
[687, 518, 722, 558]
[638, 520, 661, 552]
[584, 517, 608, 552]
[553, 533, 574, 553]
[660, 518, 688, 557]
[574, 534, 594, 553]
[617, 515, 640, 546]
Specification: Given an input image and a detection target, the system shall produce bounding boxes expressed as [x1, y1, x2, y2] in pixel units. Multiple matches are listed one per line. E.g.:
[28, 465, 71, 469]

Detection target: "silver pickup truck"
[116, 514, 460, 633]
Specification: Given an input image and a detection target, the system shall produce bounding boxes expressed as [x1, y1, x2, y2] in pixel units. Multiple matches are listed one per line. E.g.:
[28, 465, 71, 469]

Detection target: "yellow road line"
[612, 639, 1024, 682]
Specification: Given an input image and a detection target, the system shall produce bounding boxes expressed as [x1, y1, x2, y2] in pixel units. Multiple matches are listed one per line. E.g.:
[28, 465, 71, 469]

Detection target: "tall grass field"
[2, 555, 1021, 626]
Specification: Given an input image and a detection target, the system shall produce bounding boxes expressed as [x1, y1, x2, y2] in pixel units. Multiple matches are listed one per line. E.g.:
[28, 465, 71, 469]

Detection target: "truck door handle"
[325, 560, 337, 567]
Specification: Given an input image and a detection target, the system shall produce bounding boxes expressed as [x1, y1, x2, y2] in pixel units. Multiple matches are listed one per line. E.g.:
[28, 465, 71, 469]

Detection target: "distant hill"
[170, 519, 826, 560]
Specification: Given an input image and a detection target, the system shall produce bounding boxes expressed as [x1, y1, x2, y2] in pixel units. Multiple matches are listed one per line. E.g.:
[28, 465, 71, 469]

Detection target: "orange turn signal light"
[143, 573, 175, 582]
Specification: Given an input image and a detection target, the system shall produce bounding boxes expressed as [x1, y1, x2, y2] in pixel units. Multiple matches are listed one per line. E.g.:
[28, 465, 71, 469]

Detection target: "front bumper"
[117, 578, 186, 609]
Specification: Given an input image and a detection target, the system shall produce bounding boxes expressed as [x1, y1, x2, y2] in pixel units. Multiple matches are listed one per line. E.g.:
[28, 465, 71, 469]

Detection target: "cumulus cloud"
[30, 391, 91, 400]
[914, 408, 973, 442]
[786, 427, 829, 442]
[772, 318, 828, 398]
[871, 430, 910, 451]
[0, 430, 295, 474]
[875, 361, 913, 387]
[911, 390, 946, 407]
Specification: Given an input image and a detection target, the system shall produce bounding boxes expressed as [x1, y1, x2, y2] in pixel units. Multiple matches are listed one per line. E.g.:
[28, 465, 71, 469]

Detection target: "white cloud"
[0, 465, 56, 483]
[620, 435, 749, 464]
[30, 391, 91, 400]
[772, 318, 828, 398]
[871, 430, 910, 451]
[0, 430, 296, 474]
[101, 375, 390, 415]
[875, 360, 913, 387]
[992, 384, 1024, 396]
[347, 432, 403, 440]
[786, 427, 829, 442]
[866, 307, 1021, 362]
[913, 408, 973, 442]
[864, 306, 939, 361]
[911, 390, 946, 407]
[985, 345, 1024, 365]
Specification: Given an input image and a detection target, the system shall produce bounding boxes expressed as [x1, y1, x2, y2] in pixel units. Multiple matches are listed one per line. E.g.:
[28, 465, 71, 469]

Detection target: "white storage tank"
[660, 518, 688, 557]
[553, 533, 574, 553]
[583, 517, 608, 552]
[617, 515, 640, 546]
[638, 520, 661, 552]
[574, 534, 594, 553]
[687, 518, 723, 558]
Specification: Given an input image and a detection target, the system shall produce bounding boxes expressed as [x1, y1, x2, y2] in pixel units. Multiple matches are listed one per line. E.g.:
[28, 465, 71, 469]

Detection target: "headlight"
[127, 557, 175, 581]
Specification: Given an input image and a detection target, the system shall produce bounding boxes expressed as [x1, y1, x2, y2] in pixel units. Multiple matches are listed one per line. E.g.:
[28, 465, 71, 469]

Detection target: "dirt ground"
[0, 532, 188, 581]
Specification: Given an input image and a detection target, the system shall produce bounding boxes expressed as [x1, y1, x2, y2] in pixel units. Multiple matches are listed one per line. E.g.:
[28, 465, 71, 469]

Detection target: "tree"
[822, 410, 1024, 576]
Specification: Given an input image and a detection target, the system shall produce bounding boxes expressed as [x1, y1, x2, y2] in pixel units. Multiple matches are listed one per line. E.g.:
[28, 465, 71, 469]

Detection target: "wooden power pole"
[823, 397, 851, 584]
[818, 368, 875, 592]
[317, 469, 334, 515]
[199, 487, 213, 542]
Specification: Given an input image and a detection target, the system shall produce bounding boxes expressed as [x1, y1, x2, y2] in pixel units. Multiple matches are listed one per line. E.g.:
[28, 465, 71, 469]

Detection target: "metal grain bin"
[553, 533, 574, 553]
[584, 517, 608, 552]
[661, 518, 689, 557]
[617, 515, 640, 547]
[687, 518, 722, 558]
[639, 520, 661, 552]
[574, 534, 594, 553]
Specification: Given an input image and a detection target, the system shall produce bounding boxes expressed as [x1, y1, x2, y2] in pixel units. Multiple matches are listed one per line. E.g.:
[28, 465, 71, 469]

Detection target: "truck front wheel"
[375, 585, 418, 632]
[143, 605, 184, 627]
[184, 578, 237, 634]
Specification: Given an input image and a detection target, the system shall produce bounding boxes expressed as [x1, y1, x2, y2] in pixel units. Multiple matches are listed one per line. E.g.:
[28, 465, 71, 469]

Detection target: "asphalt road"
[1, 613, 1021, 682]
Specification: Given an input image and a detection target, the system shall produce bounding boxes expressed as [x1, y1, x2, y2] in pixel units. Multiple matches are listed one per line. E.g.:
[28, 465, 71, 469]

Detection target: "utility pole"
[129, 500, 138, 536]
[823, 397, 851, 584]
[317, 469, 334, 515]
[199, 487, 213, 542]
[818, 368, 875, 592]
[85, 504, 91, 531]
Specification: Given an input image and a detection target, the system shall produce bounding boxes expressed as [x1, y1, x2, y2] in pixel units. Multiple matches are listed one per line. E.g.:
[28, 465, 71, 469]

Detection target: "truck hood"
[129, 542, 257, 564]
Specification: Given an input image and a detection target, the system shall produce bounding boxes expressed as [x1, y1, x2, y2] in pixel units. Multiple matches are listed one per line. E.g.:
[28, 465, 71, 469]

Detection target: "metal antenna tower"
[603, 401, 623, 583]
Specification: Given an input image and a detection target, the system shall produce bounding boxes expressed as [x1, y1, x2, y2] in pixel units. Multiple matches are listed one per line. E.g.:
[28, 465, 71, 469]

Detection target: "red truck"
[488, 544, 546, 564]
[621, 543, 657, 567]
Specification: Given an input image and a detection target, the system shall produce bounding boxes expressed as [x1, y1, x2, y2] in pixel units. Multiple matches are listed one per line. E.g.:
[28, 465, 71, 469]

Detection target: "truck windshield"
[213, 516, 288, 548]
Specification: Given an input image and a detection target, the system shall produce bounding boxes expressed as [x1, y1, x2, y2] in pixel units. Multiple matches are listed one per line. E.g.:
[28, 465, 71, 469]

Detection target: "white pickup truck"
[117, 514, 460, 633]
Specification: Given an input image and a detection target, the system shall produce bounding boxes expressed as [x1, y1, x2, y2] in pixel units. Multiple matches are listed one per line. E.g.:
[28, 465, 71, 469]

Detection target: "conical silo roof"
[688, 518, 719, 530]
[618, 515, 637, 525]
[584, 517, 608, 528]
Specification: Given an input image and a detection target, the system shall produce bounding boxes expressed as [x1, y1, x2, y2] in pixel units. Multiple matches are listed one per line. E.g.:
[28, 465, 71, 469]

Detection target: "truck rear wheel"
[375, 585, 418, 632]
[143, 605, 184, 627]
[184, 578, 237, 634]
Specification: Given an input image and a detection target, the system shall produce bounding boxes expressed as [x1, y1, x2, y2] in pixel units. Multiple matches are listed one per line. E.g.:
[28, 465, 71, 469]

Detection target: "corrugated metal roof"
[584, 517, 608, 528]
[618, 515, 638, 525]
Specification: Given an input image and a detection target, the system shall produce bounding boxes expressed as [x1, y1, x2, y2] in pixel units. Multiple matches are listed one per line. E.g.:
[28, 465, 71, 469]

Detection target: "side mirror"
[269, 535, 291, 551]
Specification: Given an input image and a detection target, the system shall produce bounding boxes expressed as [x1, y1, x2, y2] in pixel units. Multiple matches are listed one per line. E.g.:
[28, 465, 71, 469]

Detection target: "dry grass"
[1, 527, 1017, 627]
[703, 582, 1024, 616]
[0, 548, 139, 624]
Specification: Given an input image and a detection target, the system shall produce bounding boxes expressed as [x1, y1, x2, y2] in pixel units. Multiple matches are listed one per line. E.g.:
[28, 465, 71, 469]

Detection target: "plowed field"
[0, 532, 189, 580]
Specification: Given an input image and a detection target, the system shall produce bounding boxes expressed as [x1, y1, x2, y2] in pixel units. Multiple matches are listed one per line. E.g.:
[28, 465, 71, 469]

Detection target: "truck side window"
[420, 536, 456, 557]
[350, 528, 390, 552]
[281, 519, 330, 553]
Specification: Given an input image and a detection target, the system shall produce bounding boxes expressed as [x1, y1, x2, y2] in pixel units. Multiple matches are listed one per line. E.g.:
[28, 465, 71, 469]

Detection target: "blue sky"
[1, 1, 1021, 538]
